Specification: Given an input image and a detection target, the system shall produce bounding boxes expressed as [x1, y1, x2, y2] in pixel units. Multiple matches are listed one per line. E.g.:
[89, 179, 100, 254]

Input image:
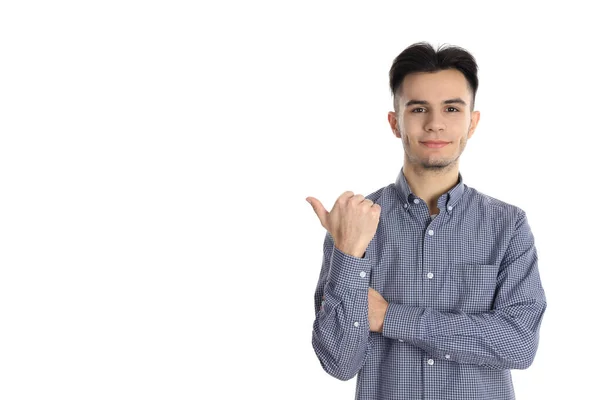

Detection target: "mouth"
[420, 141, 450, 149]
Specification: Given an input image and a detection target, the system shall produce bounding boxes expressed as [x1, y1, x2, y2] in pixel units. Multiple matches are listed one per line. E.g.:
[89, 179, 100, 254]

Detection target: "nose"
[424, 111, 446, 132]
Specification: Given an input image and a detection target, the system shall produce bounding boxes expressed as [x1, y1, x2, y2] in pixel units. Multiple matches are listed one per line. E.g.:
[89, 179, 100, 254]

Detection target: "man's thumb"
[306, 197, 329, 227]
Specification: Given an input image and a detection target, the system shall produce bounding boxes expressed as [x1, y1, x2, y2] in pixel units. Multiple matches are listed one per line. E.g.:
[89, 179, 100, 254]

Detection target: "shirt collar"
[393, 168, 466, 211]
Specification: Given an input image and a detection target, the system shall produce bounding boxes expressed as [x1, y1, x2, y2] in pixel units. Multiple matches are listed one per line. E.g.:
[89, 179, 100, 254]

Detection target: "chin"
[420, 158, 455, 169]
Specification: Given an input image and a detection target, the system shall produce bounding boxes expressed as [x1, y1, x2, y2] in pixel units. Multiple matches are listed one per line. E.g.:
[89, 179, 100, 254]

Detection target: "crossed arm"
[312, 213, 547, 380]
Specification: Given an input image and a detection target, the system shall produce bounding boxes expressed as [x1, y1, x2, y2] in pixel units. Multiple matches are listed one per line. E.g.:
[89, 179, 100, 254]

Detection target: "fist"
[368, 288, 388, 333]
[306, 191, 381, 258]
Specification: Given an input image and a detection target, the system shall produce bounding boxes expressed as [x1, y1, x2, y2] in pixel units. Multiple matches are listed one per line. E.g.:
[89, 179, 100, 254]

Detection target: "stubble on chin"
[403, 136, 468, 173]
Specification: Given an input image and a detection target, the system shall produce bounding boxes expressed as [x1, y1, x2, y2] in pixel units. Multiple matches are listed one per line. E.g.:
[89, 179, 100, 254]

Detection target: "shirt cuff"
[382, 303, 425, 341]
[326, 246, 372, 291]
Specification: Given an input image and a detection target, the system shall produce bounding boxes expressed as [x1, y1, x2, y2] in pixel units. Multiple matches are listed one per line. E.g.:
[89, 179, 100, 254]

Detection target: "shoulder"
[362, 183, 405, 219]
[363, 183, 398, 206]
[364, 185, 389, 202]
[463, 185, 528, 227]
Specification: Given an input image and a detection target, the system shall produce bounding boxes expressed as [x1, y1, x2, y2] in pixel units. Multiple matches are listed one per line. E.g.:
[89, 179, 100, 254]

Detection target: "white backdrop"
[1, 1, 598, 399]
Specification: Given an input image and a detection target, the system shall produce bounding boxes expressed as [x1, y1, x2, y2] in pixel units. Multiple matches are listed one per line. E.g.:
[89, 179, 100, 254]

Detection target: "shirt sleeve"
[381, 211, 547, 370]
[311, 231, 373, 381]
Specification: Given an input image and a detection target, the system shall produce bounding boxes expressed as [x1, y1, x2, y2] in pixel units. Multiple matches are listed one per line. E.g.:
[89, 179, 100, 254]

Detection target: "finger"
[361, 199, 379, 212]
[368, 288, 376, 302]
[306, 196, 329, 227]
[350, 194, 365, 204]
[337, 191, 355, 203]
[371, 203, 381, 214]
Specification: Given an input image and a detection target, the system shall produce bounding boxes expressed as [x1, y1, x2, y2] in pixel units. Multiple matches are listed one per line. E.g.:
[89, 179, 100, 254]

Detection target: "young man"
[306, 42, 546, 400]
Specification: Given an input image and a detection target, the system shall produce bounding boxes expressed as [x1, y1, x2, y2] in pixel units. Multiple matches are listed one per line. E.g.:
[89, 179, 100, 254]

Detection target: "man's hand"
[368, 288, 389, 333]
[306, 191, 381, 258]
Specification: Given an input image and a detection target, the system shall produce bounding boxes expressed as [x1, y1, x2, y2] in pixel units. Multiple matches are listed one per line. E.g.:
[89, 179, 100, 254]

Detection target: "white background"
[1, 1, 598, 399]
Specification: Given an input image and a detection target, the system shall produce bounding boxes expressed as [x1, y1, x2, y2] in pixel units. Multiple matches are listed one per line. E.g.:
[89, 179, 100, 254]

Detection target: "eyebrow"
[405, 98, 467, 107]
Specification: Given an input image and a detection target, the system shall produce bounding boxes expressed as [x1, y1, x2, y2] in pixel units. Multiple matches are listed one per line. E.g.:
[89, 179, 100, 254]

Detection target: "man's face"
[387, 69, 480, 171]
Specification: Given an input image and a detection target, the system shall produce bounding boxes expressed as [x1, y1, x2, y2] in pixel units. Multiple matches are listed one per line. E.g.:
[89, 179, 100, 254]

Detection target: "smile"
[421, 141, 450, 148]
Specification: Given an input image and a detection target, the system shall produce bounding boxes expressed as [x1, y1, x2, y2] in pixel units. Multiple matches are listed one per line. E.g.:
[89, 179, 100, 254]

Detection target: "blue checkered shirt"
[312, 169, 546, 400]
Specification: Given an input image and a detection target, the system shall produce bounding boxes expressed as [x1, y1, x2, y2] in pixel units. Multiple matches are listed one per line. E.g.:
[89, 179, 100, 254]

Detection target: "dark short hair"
[389, 41, 479, 111]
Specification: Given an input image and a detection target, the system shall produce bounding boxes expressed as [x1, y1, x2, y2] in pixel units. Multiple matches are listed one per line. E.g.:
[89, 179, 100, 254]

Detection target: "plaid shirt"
[311, 169, 546, 400]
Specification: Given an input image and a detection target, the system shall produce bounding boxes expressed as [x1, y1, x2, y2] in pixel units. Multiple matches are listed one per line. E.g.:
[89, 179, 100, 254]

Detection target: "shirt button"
[359, 271, 366, 278]
[448, 205, 453, 211]
[403, 203, 408, 208]
[428, 229, 434, 236]
[398, 339, 404, 342]
[354, 322, 360, 327]
[445, 354, 451, 359]
[426, 272, 434, 279]
[413, 198, 420, 204]
[427, 359, 434, 365]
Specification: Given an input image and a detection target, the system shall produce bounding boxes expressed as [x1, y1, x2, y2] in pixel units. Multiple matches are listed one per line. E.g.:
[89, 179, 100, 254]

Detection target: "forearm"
[312, 241, 372, 380]
[382, 297, 546, 370]
[381, 210, 547, 370]
[312, 283, 370, 380]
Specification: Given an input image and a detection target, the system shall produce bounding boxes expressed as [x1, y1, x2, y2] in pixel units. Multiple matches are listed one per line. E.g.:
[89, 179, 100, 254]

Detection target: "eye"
[447, 107, 460, 112]
[411, 107, 426, 113]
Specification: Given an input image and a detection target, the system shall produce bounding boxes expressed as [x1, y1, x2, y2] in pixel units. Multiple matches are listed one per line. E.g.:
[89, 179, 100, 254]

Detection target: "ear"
[467, 110, 480, 139]
[387, 111, 401, 138]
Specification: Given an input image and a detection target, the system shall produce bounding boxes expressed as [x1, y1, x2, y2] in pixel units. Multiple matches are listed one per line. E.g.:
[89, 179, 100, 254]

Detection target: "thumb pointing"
[306, 197, 329, 228]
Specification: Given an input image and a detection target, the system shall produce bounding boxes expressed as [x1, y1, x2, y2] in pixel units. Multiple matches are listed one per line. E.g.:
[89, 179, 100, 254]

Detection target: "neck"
[402, 161, 460, 215]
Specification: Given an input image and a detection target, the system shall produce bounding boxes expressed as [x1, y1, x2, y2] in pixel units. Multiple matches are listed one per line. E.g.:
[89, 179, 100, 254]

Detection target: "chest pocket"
[440, 264, 500, 313]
